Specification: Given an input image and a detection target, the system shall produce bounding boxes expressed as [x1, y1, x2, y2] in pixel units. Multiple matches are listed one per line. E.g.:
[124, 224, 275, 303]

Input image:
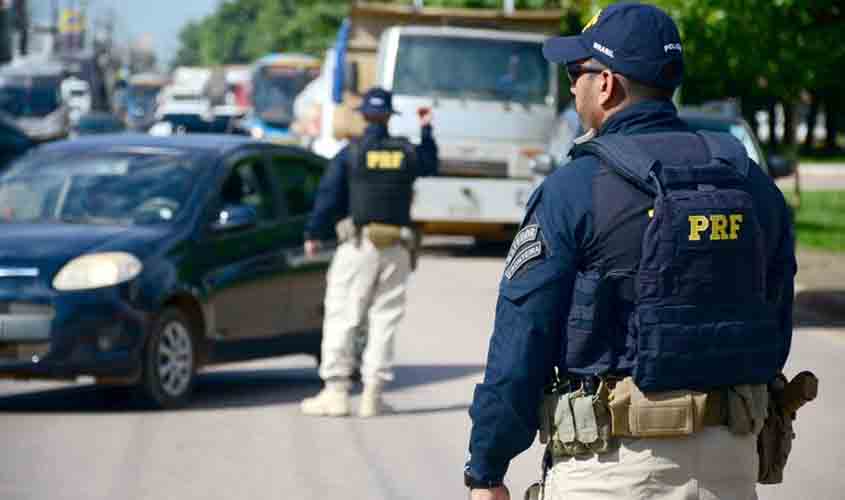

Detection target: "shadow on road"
[0, 363, 484, 414]
[421, 240, 510, 259]
[794, 290, 845, 328]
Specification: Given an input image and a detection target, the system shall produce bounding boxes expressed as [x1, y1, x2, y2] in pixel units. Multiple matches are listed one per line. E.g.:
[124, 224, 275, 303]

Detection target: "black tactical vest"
[348, 135, 416, 227]
[567, 132, 780, 392]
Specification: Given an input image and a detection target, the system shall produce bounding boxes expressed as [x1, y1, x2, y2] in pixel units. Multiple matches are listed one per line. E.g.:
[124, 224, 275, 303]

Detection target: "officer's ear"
[597, 70, 625, 109]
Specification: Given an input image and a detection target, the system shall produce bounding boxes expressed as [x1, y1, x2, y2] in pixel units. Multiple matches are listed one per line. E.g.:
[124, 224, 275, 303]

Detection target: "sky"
[29, 0, 221, 65]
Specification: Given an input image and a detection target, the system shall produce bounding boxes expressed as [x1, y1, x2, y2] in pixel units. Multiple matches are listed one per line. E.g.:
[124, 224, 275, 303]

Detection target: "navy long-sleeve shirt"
[465, 100, 797, 484]
[304, 122, 438, 240]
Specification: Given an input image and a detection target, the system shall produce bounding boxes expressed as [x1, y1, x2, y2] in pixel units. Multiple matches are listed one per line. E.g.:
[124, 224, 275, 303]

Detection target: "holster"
[757, 375, 795, 484]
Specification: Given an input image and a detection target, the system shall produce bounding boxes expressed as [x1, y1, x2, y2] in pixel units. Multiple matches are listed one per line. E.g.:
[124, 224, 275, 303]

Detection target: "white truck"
[313, 2, 561, 241]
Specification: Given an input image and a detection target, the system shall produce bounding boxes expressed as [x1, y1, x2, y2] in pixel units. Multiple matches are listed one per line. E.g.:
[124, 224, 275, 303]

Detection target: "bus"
[243, 53, 320, 144]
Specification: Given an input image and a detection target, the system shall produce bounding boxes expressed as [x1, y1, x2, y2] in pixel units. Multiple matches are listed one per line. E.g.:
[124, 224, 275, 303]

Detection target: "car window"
[219, 157, 276, 222]
[268, 154, 322, 217]
[0, 152, 198, 225]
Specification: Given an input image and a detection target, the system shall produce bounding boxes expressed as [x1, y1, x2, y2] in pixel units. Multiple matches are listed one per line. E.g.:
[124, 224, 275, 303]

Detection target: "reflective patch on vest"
[505, 224, 538, 267]
[366, 150, 405, 170]
[505, 241, 543, 280]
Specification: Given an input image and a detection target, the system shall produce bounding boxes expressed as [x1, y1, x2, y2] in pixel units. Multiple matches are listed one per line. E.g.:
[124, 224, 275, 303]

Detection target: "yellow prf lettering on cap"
[710, 214, 729, 240]
[688, 215, 709, 241]
[583, 10, 601, 32]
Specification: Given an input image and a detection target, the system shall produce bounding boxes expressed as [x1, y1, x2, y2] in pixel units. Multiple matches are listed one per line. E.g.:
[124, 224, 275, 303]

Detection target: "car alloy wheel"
[140, 308, 197, 409]
[157, 319, 194, 397]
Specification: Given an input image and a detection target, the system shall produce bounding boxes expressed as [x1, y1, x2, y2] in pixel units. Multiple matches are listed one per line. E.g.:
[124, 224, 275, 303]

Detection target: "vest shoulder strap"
[573, 134, 660, 196]
[573, 131, 751, 196]
[696, 130, 750, 177]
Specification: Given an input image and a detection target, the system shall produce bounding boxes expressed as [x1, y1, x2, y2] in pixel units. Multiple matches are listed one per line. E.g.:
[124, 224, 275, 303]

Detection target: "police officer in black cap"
[464, 4, 796, 499]
[301, 87, 437, 418]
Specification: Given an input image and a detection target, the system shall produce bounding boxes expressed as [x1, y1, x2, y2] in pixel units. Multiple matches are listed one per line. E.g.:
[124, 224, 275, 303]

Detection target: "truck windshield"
[393, 36, 550, 104]
[252, 65, 318, 127]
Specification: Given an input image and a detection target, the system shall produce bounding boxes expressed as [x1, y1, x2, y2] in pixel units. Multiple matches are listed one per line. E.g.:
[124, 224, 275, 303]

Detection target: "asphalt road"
[0, 242, 841, 500]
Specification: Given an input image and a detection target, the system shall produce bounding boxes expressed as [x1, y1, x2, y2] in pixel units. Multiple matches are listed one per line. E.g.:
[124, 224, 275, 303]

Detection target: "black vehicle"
[0, 112, 33, 169]
[535, 108, 797, 186]
[0, 134, 331, 408]
[0, 70, 70, 142]
[678, 110, 796, 180]
[69, 111, 126, 137]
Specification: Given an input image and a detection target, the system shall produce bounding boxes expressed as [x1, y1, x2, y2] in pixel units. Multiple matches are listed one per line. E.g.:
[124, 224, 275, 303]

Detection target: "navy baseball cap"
[543, 3, 684, 90]
[356, 87, 400, 116]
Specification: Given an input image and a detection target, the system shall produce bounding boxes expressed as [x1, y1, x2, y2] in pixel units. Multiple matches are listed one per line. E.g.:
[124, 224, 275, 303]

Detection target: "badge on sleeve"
[504, 223, 545, 280]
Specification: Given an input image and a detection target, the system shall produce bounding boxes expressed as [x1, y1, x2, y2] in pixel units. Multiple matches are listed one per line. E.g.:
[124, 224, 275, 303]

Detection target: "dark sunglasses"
[566, 63, 605, 83]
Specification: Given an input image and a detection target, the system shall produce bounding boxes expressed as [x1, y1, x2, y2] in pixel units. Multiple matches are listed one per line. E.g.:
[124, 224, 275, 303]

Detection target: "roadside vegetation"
[788, 191, 845, 252]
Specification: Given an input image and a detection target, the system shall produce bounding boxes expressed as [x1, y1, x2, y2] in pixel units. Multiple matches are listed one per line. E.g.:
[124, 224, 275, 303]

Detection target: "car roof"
[31, 134, 325, 163]
[36, 133, 255, 155]
[678, 109, 744, 127]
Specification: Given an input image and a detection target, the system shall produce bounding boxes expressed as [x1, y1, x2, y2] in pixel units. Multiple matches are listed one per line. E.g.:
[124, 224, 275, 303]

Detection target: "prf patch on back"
[366, 150, 404, 170]
[687, 213, 744, 241]
[504, 224, 543, 280]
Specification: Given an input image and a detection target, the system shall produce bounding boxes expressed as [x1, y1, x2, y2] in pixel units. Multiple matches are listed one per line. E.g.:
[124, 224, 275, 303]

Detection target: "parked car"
[69, 111, 126, 137]
[0, 134, 331, 408]
[533, 107, 797, 187]
[678, 109, 796, 180]
[0, 112, 33, 170]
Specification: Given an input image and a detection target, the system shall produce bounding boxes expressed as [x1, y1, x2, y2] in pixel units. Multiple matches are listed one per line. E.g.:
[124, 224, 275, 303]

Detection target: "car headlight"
[53, 252, 143, 291]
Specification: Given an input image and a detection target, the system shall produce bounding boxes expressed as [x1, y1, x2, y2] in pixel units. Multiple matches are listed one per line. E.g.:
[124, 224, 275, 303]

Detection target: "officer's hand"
[417, 106, 432, 127]
[304, 239, 321, 258]
[470, 486, 510, 500]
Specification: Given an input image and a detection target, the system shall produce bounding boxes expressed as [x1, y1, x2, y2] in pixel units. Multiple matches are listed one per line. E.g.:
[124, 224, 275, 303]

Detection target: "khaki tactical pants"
[318, 237, 411, 385]
[544, 427, 759, 500]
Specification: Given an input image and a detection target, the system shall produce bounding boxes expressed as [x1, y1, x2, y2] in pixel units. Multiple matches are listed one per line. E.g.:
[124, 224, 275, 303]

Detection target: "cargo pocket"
[565, 271, 600, 365]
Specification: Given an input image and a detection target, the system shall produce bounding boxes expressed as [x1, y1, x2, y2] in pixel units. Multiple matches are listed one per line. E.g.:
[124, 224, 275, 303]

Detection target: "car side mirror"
[767, 155, 797, 179]
[530, 153, 556, 176]
[211, 205, 257, 232]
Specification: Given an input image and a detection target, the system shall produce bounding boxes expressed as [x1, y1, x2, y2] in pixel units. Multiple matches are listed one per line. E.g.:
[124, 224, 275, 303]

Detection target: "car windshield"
[683, 117, 763, 166]
[0, 152, 200, 225]
[393, 36, 550, 105]
[252, 65, 318, 126]
[0, 82, 62, 118]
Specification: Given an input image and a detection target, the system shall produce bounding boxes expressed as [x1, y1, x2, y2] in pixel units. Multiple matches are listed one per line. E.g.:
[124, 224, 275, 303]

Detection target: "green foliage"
[587, 0, 844, 106]
[172, 0, 347, 67]
[791, 191, 845, 252]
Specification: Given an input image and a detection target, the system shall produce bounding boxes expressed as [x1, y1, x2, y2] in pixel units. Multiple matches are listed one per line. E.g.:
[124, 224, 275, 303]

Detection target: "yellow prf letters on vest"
[688, 214, 744, 241]
[366, 150, 404, 170]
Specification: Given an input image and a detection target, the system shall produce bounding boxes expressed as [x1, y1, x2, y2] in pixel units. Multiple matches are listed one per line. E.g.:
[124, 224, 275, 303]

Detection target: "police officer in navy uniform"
[464, 4, 796, 499]
[301, 87, 438, 418]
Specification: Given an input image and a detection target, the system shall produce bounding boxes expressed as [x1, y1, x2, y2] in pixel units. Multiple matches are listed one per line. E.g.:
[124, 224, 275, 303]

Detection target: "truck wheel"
[139, 308, 197, 409]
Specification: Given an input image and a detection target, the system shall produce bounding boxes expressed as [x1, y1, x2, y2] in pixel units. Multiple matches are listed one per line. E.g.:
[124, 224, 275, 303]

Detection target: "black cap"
[542, 3, 684, 90]
[356, 87, 400, 116]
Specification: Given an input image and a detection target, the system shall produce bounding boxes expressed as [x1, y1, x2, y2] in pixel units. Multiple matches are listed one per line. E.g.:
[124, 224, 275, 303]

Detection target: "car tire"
[139, 308, 197, 409]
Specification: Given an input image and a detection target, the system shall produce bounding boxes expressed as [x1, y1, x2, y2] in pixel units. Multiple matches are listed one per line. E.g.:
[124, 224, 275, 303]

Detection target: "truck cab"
[314, 2, 562, 241]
